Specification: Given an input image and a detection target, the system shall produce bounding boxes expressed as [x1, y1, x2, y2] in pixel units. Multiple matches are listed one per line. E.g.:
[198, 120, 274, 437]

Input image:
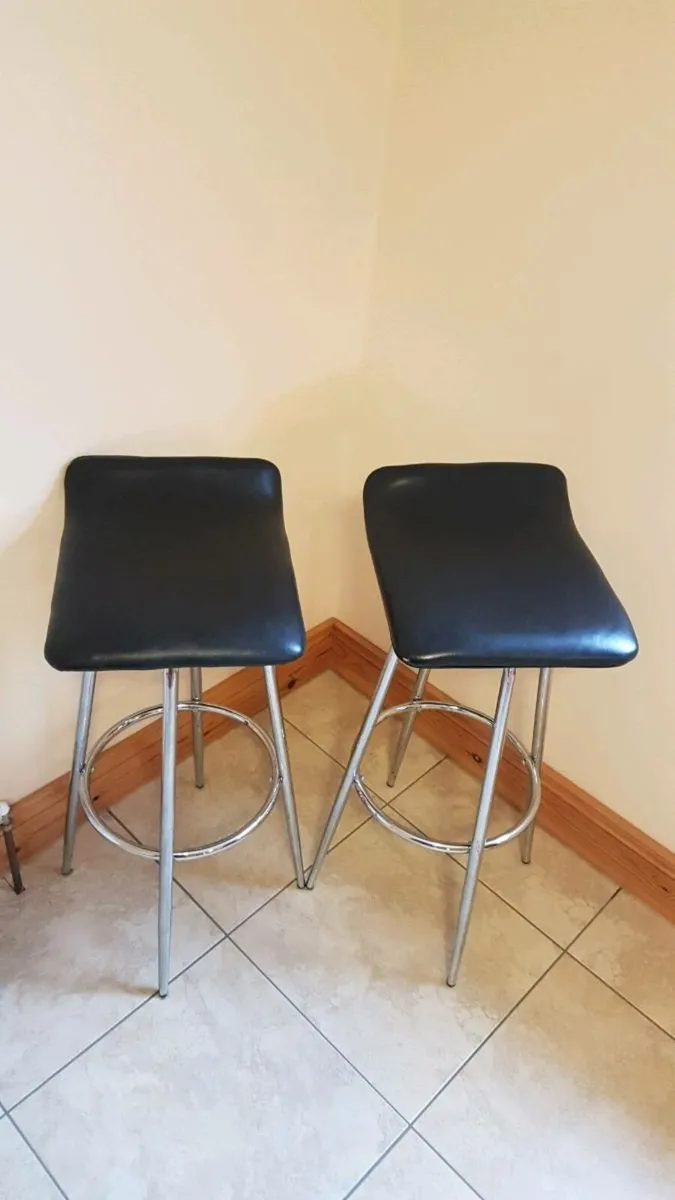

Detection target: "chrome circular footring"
[353, 699, 540, 854]
[79, 701, 281, 861]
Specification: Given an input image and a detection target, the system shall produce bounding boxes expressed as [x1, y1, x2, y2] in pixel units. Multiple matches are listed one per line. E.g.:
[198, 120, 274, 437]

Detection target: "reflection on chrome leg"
[520, 667, 553, 865]
[386, 667, 430, 788]
[264, 665, 305, 888]
[447, 667, 516, 987]
[62, 671, 96, 876]
[158, 668, 178, 999]
[189, 666, 205, 789]
[306, 649, 398, 888]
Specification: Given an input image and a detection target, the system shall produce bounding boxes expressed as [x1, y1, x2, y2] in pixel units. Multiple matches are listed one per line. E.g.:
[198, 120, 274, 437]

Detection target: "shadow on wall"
[0, 373, 353, 802]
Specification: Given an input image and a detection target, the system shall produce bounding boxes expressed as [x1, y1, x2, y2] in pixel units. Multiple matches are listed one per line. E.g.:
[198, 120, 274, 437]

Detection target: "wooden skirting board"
[4, 616, 675, 926]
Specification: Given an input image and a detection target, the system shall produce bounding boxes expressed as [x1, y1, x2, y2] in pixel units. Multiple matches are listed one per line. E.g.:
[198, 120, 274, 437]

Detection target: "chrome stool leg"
[189, 666, 205, 789]
[264, 666, 305, 888]
[520, 667, 553, 865]
[387, 667, 430, 788]
[447, 667, 516, 986]
[306, 649, 398, 887]
[158, 668, 178, 998]
[62, 671, 97, 876]
[0, 801, 24, 894]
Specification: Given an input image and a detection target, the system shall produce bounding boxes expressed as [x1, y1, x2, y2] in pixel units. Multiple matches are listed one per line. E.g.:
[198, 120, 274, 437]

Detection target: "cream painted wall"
[0, 0, 398, 797]
[338, 0, 675, 847]
[5, 0, 674, 853]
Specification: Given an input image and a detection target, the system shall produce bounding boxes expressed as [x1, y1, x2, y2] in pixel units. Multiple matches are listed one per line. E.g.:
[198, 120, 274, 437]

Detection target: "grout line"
[156, 931, 229, 986]
[376, 755, 448, 806]
[284, 717, 355, 774]
[113, 778, 590, 959]
[107, 730, 427, 943]
[107, 807, 232, 938]
[8, 932, 227, 1116]
[565, 952, 675, 1044]
[106, 807, 144, 845]
[288, 706, 625, 959]
[339, 1125, 411, 1200]
[388, 787, 624, 953]
[564, 885, 621, 952]
[8, 1000, 150, 1114]
[108, 777, 374, 940]
[172, 878, 229, 936]
[224, 769, 439, 940]
[284, 716, 445, 806]
[408, 950, 565, 1128]
[339, 1126, 486, 1200]
[413, 1129, 486, 1199]
[226, 877, 295, 938]
[9, 997, 156, 1113]
[229, 939, 410, 1125]
[6, 1113, 71, 1199]
[387, 798, 565, 951]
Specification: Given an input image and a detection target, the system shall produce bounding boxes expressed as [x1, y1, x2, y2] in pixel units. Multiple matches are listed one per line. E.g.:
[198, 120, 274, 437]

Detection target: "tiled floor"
[2, 670, 675, 1199]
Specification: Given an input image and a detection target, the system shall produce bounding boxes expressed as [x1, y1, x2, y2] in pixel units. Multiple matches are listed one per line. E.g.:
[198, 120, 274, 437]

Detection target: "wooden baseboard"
[5, 614, 675, 927]
[330, 619, 675, 924]
[1, 619, 334, 870]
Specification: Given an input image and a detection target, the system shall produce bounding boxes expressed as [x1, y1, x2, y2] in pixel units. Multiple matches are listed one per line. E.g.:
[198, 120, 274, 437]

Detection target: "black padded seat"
[45, 456, 305, 671]
[364, 463, 638, 670]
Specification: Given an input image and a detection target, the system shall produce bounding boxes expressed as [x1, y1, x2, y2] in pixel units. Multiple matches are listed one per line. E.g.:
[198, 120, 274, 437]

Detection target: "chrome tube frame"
[158, 668, 178, 998]
[353, 696, 540, 854]
[79, 700, 281, 861]
[62, 671, 97, 875]
[447, 668, 515, 985]
[308, 647, 546, 986]
[386, 667, 430, 788]
[264, 665, 305, 887]
[306, 649, 398, 888]
[189, 666, 205, 790]
[64, 664, 305, 1000]
[520, 668, 553, 864]
[0, 801, 24, 895]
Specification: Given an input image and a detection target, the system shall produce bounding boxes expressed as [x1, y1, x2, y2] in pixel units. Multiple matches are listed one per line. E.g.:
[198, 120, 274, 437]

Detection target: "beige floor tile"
[0, 1119, 63, 1200]
[113, 722, 366, 930]
[282, 671, 444, 798]
[350, 1131, 476, 1199]
[417, 956, 675, 1200]
[0, 821, 221, 1109]
[395, 758, 617, 946]
[571, 890, 675, 1037]
[14, 941, 404, 1200]
[234, 818, 558, 1119]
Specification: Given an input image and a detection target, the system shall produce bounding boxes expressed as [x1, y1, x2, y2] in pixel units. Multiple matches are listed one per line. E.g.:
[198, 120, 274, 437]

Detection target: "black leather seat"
[45, 456, 305, 671]
[364, 462, 637, 670]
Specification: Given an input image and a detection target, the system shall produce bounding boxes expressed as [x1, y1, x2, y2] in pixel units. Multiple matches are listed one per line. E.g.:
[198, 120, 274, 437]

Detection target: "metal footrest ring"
[80, 701, 280, 861]
[353, 699, 540, 854]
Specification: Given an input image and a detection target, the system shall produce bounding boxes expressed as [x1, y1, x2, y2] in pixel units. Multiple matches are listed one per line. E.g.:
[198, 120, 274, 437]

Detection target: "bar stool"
[45, 456, 306, 997]
[307, 463, 637, 985]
